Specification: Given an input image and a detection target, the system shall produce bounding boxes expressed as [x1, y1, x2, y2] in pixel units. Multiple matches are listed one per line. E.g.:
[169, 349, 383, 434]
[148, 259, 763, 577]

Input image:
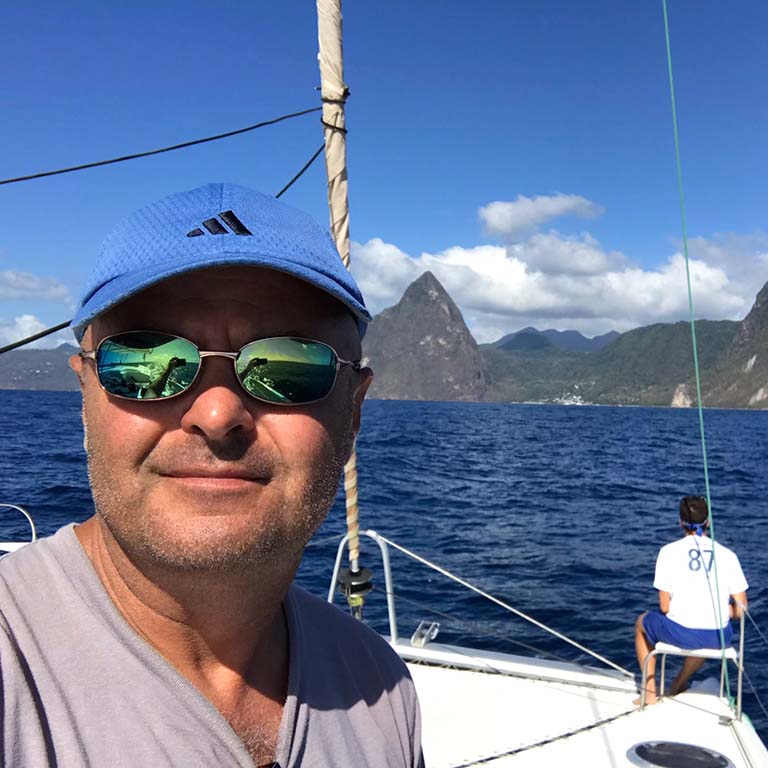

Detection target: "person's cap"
[72, 183, 371, 341]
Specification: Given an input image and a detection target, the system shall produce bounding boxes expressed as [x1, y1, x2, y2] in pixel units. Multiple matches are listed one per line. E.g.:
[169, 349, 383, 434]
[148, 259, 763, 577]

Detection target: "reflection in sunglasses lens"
[97, 332, 200, 399]
[237, 338, 337, 404]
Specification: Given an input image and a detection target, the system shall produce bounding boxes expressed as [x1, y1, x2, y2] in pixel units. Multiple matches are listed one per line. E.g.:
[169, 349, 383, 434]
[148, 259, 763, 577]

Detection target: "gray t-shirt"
[0, 525, 423, 767]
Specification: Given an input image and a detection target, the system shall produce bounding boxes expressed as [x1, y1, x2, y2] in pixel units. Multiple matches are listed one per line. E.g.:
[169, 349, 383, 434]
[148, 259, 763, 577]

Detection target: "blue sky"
[0, 0, 765, 346]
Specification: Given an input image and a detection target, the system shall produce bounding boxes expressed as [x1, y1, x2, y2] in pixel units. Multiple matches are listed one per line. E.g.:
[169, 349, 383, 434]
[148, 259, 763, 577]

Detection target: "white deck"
[3, 515, 766, 766]
[395, 641, 768, 767]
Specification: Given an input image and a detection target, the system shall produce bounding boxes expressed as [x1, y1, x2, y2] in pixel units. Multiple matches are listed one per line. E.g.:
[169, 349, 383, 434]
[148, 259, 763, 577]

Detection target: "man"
[634, 495, 748, 705]
[0, 184, 423, 766]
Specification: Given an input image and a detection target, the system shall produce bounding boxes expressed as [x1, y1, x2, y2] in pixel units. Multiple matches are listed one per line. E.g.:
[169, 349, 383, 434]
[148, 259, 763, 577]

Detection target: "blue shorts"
[642, 611, 733, 649]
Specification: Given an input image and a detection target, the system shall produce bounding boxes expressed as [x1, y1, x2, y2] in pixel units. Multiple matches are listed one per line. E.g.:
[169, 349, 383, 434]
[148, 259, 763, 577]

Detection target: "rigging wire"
[275, 144, 325, 199]
[446, 706, 637, 768]
[0, 139, 327, 357]
[376, 533, 633, 677]
[661, 0, 732, 700]
[0, 321, 71, 356]
[743, 605, 768, 650]
[0, 107, 321, 187]
[742, 667, 768, 727]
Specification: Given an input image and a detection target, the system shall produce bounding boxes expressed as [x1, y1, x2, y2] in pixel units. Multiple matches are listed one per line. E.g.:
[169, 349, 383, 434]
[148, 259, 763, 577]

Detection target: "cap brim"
[72, 251, 371, 341]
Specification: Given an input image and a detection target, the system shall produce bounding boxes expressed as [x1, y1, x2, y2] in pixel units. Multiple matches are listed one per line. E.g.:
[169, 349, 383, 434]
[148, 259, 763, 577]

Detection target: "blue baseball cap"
[72, 183, 370, 341]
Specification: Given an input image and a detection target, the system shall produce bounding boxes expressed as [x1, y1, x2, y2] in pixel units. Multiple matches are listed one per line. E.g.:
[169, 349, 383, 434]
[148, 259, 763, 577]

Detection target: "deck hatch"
[628, 741, 733, 768]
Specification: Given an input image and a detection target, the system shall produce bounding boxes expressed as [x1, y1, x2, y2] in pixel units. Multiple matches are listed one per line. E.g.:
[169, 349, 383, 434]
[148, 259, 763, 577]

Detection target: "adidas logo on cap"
[187, 210, 252, 238]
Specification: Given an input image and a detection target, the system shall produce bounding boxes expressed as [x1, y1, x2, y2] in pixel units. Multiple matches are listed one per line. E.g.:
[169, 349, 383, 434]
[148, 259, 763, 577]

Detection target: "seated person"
[634, 495, 748, 705]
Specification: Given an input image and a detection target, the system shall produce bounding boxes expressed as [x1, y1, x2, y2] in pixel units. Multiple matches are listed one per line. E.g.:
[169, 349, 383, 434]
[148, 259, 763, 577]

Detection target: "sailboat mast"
[316, 0, 361, 574]
[317, 0, 351, 267]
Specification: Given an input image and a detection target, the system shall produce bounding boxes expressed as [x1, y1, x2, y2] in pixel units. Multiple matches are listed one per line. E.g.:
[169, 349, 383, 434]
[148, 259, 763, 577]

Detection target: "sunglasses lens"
[96, 332, 200, 400]
[236, 338, 337, 404]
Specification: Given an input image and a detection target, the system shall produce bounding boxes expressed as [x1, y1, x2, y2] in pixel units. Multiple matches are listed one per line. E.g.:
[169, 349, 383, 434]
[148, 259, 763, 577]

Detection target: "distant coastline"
[3, 271, 768, 409]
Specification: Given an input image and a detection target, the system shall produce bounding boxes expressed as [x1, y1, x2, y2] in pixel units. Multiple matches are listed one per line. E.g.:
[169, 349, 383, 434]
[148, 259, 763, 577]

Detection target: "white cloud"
[352, 231, 757, 344]
[506, 231, 626, 275]
[686, 232, 768, 302]
[349, 238, 422, 310]
[0, 270, 70, 301]
[479, 194, 604, 240]
[0, 315, 73, 349]
[687, 232, 768, 270]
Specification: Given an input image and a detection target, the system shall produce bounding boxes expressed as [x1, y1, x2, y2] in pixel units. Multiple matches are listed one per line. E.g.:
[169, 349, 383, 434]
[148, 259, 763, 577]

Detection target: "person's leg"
[669, 656, 705, 695]
[634, 612, 658, 705]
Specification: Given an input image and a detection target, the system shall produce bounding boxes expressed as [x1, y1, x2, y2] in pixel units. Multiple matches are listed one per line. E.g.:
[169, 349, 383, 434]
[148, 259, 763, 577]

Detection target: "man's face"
[72, 267, 371, 573]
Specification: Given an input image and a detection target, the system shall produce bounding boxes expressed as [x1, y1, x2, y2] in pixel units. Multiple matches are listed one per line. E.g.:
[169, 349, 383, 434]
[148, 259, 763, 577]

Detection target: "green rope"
[662, 0, 733, 703]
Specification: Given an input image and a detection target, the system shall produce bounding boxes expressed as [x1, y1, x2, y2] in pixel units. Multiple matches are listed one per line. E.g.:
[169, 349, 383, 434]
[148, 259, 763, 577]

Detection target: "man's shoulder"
[288, 583, 397, 650]
[285, 585, 422, 766]
[287, 584, 409, 677]
[1, 523, 76, 564]
[0, 525, 83, 602]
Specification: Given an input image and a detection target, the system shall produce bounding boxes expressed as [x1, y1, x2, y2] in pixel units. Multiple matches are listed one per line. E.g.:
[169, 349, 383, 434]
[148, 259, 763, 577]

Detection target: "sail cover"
[317, 0, 350, 268]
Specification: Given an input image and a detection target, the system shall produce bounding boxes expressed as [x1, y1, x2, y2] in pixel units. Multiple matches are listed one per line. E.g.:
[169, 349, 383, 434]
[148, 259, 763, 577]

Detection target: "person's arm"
[730, 591, 747, 620]
[658, 590, 671, 614]
[144, 357, 185, 398]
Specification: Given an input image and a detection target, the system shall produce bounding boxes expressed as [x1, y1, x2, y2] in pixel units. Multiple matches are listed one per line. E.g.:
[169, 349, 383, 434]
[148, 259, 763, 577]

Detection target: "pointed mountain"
[730, 281, 768, 353]
[363, 271, 487, 400]
[704, 280, 768, 407]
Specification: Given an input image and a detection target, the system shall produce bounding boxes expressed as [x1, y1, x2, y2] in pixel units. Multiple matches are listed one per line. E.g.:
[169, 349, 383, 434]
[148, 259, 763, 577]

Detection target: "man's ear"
[69, 353, 86, 391]
[68, 352, 90, 452]
[351, 367, 374, 434]
[70, 327, 94, 391]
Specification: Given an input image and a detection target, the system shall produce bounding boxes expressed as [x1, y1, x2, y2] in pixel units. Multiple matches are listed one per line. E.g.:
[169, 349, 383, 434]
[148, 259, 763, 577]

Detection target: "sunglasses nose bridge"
[188, 349, 252, 405]
[198, 350, 240, 361]
[196, 350, 244, 391]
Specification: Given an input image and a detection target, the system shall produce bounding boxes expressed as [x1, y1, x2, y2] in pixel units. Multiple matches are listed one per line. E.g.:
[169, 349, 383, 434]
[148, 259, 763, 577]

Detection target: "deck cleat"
[410, 621, 440, 648]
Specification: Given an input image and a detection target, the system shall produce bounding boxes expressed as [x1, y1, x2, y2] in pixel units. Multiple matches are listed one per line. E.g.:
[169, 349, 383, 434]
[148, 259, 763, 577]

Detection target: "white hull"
[395, 641, 767, 767]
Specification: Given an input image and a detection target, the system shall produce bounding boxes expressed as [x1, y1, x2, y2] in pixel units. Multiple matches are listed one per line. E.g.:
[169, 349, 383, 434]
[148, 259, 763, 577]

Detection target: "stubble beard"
[85, 420, 354, 575]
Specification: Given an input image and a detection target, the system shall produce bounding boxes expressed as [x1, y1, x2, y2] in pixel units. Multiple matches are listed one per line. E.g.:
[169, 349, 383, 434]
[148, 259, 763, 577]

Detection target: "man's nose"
[180, 359, 256, 441]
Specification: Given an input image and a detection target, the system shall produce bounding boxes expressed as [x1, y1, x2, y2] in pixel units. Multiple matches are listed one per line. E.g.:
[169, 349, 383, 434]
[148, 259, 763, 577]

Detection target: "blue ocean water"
[1, 390, 767, 740]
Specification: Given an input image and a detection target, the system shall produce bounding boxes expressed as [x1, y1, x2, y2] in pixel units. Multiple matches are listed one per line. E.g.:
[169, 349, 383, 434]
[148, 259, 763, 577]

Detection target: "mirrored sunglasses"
[79, 331, 361, 405]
